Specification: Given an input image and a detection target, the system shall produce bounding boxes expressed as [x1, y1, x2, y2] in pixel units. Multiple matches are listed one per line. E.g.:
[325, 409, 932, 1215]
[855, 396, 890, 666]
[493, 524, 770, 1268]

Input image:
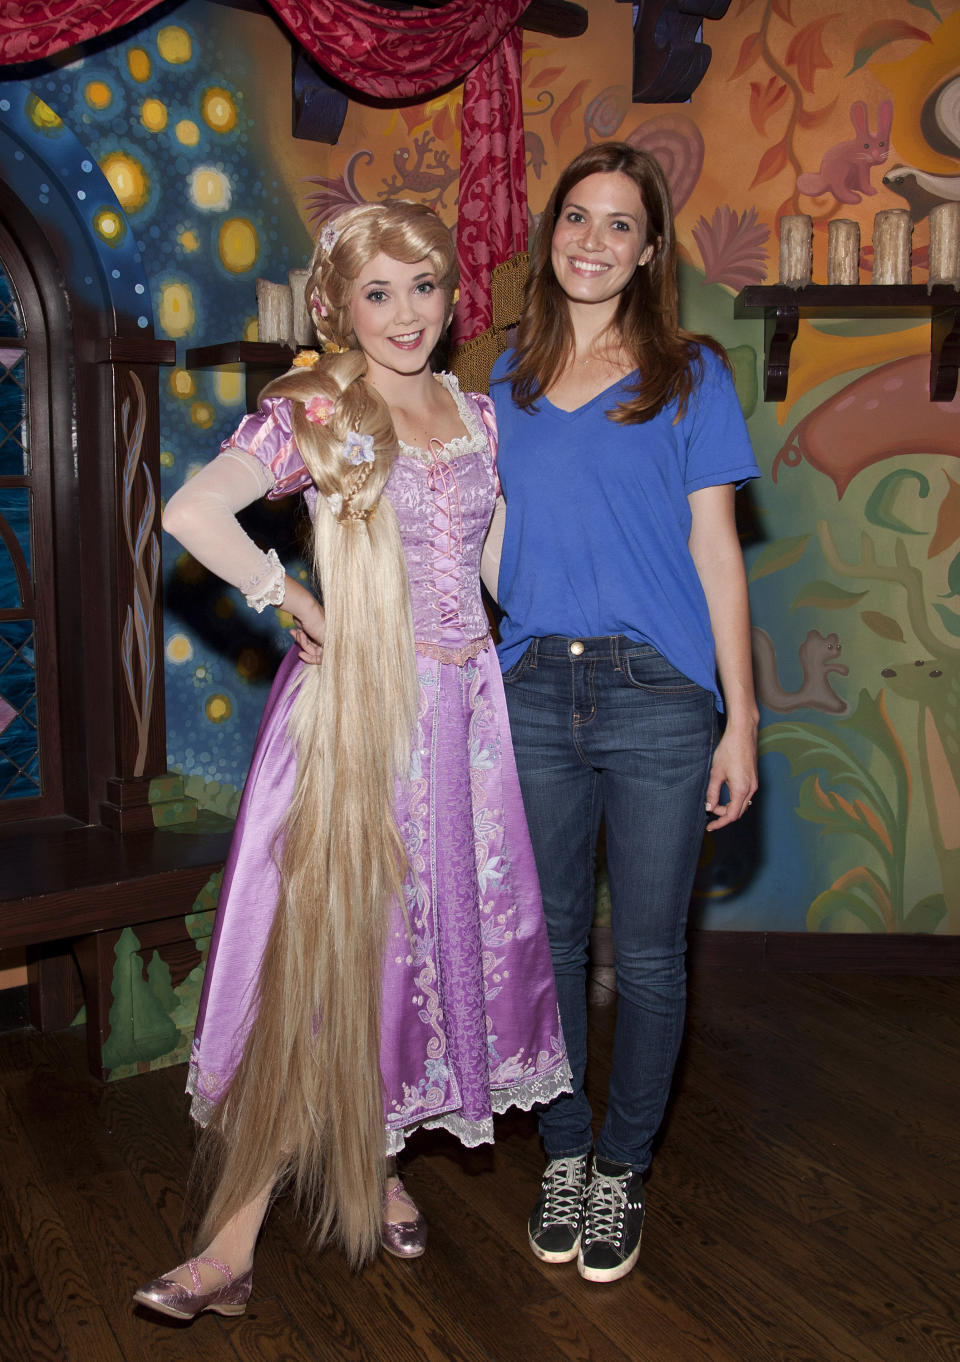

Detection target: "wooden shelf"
[89, 336, 176, 365]
[185, 340, 297, 408]
[734, 283, 960, 402]
[185, 340, 294, 368]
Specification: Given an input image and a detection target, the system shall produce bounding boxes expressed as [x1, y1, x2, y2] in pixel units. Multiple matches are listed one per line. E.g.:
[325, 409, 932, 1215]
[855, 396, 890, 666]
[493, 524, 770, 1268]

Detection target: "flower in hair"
[322, 339, 350, 355]
[319, 221, 341, 253]
[343, 430, 376, 465]
[304, 393, 335, 425]
[292, 349, 321, 368]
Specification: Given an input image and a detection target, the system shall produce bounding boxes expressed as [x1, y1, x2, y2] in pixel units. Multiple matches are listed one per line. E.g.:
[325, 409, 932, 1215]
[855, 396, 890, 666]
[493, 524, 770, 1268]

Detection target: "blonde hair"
[197, 202, 458, 1267]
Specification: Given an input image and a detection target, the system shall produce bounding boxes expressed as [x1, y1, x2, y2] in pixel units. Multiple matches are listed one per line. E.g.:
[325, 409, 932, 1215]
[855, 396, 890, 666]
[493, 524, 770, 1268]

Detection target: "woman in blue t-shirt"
[490, 141, 760, 1284]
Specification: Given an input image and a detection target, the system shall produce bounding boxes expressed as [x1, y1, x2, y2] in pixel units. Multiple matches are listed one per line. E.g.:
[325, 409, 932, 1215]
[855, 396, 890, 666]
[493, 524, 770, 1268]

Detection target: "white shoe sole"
[576, 1227, 643, 1282]
[528, 1229, 581, 1264]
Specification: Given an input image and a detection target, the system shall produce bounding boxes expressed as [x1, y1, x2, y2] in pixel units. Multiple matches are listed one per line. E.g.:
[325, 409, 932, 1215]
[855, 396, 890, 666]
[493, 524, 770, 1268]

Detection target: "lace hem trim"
[398, 373, 486, 466]
[385, 1059, 574, 1156]
[188, 1058, 574, 1149]
[414, 634, 490, 665]
[241, 548, 285, 613]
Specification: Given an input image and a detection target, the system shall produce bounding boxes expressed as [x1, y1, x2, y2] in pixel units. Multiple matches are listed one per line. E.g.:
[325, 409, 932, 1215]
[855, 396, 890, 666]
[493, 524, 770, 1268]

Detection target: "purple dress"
[187, 374, 570, 1154]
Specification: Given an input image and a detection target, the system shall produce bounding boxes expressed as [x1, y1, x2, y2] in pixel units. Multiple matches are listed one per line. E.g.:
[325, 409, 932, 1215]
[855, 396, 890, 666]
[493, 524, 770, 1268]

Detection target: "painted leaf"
[432, 105, 454, 143]
[906, 0, 941, 17]
[749, 77, 789, 136]
[798, 775, 894, 861]
[789, 580, 868, 610]
[847, 20, 932, 75]
[731, 32, 762, 79]
[864, 469, 930, 534]
[945, 549, 960, 597]
[750, 139, 789, 189]
[902, 893, 947, 932]
[860, 611, 905, 643]
[771, 0, 794, 22]
[928, 471, 960, 558]
[796, 98, 838, 130]
[691, 206, 770, 289]
[806, 887, 886, 932]
[531, 65, 565, 88]
[932, 602, 960, 636]
[831, 864, 892, 916]
[748, 534, 810, 583]
[551, 79, 588, 143]
[785, 15, 836, 92]
[759, 721, 872, 794]
[838, 688, 911, 814]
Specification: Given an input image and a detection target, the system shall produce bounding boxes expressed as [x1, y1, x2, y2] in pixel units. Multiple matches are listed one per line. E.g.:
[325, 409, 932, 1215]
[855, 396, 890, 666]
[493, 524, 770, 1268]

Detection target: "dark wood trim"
[88, 336, 176, 366]
[734, 283, 960, 403]
[591, 926, 960, 973]
[185, 340, 294, 368]
[205, 0, 589, 37]
[0, 818, 231, 951]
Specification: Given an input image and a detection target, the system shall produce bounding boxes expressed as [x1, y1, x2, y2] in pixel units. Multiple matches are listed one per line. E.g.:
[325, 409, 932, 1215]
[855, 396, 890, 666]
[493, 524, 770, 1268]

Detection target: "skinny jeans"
[503, 635, 716, 1173]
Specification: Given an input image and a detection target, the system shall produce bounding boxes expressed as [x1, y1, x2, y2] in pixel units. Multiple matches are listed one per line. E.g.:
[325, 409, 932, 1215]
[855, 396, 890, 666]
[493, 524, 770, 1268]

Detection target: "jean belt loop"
[611, 634, 621, 671]
[529, 637, 539, 669]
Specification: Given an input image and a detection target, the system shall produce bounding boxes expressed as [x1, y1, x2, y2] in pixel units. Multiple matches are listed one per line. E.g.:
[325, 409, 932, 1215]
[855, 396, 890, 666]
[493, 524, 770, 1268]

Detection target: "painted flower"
[304, 393, 334, 424]
[343, 430, 375, 464]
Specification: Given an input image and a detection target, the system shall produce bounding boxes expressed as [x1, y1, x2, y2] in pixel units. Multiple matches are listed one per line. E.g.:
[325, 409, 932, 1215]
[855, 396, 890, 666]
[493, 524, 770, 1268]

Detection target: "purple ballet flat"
[133, 1254, 253, 1320]
[382, 1180, 428, 1259]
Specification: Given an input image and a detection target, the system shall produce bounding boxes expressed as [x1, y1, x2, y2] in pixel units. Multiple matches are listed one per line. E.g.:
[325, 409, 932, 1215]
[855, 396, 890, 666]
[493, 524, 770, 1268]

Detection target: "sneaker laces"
[583, 1168, 631, 1246]
[541, 1157, 586, 1228]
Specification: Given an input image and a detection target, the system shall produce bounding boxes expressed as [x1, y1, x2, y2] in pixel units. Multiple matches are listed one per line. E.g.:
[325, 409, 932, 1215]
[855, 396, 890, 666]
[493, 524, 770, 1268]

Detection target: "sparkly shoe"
[381, 1180, 427, 1259]
[133, 1255, 253, 1320]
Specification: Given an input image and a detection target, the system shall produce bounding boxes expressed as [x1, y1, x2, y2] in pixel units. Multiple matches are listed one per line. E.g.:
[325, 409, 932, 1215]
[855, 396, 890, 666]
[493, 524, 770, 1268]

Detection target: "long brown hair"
[508, 141, 727, 424]
[197, 202, 458, 1268]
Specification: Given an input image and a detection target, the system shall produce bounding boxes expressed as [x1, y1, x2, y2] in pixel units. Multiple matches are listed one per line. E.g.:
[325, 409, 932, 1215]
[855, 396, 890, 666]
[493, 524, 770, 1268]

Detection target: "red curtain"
[0, 0, 529, 341]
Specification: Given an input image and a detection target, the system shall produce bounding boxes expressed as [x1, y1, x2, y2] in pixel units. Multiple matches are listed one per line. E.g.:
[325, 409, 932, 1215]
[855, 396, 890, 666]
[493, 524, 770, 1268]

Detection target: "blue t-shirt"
[491, 347, 760, 708]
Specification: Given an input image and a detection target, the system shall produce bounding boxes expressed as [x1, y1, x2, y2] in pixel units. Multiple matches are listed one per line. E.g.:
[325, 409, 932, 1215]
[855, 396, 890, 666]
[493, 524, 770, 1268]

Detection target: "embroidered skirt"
[187, 643, 570, 1150]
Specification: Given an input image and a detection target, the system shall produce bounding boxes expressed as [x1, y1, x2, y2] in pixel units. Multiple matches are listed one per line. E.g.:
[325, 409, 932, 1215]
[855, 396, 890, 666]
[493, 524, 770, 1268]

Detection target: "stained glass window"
[0, 260, 38, 803]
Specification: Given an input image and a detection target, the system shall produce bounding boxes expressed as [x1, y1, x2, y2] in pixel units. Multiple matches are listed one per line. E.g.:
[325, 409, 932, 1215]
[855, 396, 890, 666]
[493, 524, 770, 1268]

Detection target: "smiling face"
[349, 252, 447, 384]
[550, 170, 654, 312]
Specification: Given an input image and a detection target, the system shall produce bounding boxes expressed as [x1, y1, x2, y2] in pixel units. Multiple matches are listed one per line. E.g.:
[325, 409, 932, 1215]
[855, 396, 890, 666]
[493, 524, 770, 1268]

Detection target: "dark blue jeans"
[503, 635, 716, 1173]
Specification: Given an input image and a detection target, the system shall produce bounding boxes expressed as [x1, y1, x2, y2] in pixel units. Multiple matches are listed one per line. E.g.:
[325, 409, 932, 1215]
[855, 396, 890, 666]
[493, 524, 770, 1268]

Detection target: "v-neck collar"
[542, 369, 639, 419]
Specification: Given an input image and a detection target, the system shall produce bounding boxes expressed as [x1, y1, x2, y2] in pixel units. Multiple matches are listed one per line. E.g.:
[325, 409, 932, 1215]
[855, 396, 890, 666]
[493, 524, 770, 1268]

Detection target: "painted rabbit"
[797, 100, 894, 204]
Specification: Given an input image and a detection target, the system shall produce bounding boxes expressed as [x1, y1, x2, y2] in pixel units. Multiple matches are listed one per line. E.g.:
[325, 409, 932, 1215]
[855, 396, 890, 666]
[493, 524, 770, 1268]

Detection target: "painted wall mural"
[1, 0, 958, 940]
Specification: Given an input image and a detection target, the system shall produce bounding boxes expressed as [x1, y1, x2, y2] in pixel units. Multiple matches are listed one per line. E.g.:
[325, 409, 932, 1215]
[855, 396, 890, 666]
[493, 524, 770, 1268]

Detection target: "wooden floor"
[1, 968, 958, 1361]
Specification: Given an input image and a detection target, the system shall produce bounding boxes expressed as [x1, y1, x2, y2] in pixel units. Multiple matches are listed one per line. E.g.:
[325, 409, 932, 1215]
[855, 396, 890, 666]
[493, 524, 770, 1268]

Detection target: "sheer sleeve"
[162, 449, 286, 611]
[224, 395, 314, 500]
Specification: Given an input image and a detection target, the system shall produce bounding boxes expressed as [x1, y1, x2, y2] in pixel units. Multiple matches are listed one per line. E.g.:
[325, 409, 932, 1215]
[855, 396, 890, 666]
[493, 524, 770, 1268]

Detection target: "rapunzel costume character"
[134, 202, 568, 1323]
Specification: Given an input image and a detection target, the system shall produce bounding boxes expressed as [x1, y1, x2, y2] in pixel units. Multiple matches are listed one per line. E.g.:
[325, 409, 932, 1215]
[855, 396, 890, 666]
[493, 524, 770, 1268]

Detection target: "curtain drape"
[0, 0, 530, 341]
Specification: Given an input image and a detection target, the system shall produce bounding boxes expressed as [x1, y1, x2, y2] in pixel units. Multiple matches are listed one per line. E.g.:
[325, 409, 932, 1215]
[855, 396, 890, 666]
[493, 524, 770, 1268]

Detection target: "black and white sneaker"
[527, 1154, 589, 1263]
[577, 1157, 645, 1282]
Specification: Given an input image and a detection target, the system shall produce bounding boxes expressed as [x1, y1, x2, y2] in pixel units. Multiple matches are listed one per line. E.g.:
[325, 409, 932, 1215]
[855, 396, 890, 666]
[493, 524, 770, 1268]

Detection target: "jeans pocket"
[620, 646, 703, 695]
[501, 644, 531, 683]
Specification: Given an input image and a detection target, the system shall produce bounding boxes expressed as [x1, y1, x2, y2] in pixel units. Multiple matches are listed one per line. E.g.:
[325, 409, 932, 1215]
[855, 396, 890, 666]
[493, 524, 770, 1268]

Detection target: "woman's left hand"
[290, 625, 324, 665]
[704, 724, 758, 830]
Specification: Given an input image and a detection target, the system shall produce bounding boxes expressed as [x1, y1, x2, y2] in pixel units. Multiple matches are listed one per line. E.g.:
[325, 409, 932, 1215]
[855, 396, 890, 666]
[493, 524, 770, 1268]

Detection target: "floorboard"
[0, 968, 957, 1361]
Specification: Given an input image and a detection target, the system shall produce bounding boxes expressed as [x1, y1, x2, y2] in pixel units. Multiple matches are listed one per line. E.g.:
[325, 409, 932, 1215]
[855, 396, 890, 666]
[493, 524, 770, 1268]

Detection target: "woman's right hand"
[283, 576, 326, 665]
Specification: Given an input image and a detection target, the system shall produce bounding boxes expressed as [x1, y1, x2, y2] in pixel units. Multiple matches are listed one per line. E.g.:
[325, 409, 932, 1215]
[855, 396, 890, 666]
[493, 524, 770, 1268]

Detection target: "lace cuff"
[241, 548, 286, 613]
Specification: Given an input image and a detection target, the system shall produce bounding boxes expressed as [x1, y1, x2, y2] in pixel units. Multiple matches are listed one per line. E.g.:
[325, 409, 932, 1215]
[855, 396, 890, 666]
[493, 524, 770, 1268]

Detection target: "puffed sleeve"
[224, 395, 314, 501]
[470, 391, 501, 499]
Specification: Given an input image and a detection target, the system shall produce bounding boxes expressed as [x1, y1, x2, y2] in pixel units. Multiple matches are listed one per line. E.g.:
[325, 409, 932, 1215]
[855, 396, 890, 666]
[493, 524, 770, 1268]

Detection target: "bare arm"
[480, 495, 506, 603]
[687, 483, 759, 830]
